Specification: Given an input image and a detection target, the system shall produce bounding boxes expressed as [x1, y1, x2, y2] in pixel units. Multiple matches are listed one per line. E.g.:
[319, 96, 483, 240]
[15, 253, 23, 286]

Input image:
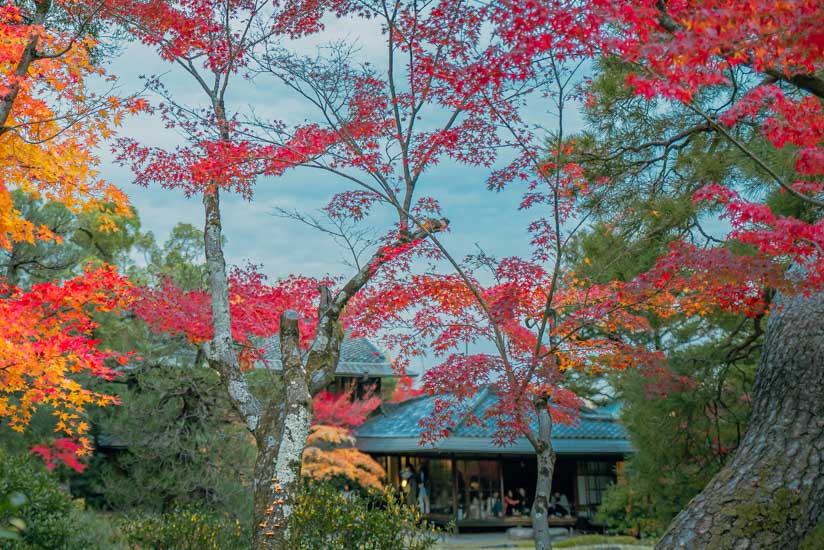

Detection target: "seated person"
[504, 489, 520, 516]
[469, 496, 482, 519]
[517, 487, 530, 516]
[548, 492, 572, 516]
[489, 491, 503, 518]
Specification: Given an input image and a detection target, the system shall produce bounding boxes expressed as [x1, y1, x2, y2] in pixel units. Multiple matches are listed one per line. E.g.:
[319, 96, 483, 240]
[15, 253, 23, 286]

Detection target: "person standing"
[401, 466, 418, 507]
[417, 467, 430, 514]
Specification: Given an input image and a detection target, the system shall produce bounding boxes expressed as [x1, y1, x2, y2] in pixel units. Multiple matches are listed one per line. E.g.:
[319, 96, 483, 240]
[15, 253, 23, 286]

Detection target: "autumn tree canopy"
[2, 0, 823, 548]
[0, 0, 139, 467]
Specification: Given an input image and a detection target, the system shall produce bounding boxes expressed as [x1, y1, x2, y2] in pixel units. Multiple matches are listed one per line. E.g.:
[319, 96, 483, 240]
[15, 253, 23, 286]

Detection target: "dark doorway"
[551, 457, 576, 504]
[501, 457, 537, 515]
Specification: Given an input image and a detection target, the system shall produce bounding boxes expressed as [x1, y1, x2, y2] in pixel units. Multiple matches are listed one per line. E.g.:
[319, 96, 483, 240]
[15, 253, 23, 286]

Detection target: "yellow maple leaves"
[302, 425, 386, 490]
[0, 7, 131, 250]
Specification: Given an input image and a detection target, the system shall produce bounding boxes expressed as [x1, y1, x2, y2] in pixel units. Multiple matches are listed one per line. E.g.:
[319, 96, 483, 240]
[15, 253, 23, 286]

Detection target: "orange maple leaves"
[1, 2, 138, 469]
[0, 1, 131, 250]
[0, 265, 133, 456]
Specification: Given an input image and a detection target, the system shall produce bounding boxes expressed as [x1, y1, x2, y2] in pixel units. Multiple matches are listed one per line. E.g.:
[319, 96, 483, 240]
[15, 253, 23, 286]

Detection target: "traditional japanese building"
[355, 386, 631, 531]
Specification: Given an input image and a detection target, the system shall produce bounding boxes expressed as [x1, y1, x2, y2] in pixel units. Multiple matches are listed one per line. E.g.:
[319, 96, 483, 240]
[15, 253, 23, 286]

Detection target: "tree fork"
[253, 310, 312, 550]
[658, 288, 824, 548]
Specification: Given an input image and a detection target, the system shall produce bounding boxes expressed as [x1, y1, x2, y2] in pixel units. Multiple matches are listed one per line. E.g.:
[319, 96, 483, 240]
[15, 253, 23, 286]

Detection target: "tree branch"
[307, 217, 449, 393]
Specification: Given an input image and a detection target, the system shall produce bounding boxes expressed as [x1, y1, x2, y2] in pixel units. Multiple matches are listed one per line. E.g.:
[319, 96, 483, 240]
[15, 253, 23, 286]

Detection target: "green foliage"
[68, 221, 253, 525]
[598, 333, 758, 538]
[83, 363, 255, 522]
[0, 491, 26, 542]
[290, 481, 443, 550]
[569, 56, 768, 538]
[126, 222, 209, 291]
[800, 519, 824, 550]
[597, 462, 675, 538]
[1, 191, 141, 287]
[0, 447, 116, 549]
[118, 506, 247, 550]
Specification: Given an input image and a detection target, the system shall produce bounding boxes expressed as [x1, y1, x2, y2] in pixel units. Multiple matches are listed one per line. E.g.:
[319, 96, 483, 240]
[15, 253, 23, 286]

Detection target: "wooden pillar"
[499, 458, 505, 517]
[572, 457, 579, 517]
[451, 455, 459, 534]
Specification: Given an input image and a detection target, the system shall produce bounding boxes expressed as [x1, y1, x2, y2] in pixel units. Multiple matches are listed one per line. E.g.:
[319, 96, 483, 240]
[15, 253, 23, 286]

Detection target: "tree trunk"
[531, 398, 556, 550]
[658, 288, 824, 549]
[252, 311, 313, 550]
[202, 189, 261, 433]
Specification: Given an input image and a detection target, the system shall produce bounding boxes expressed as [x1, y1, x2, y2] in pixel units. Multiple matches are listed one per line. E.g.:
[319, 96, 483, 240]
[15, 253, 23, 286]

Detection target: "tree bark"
[530, 398, 556, 550]
[252, 311, 313, 550]
[657, 288, 824, 549]
[202, 189, 261, 433]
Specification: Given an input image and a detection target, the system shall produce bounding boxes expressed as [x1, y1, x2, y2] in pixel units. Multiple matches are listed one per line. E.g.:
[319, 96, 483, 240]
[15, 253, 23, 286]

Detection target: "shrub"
[800, 519, 824, 550]
[118, 506, 247, 549]
[553, 534, 651, 548]
[0, 447, 115, 549]
[596, 467, 667, 538]
[290, 481, 443, 550]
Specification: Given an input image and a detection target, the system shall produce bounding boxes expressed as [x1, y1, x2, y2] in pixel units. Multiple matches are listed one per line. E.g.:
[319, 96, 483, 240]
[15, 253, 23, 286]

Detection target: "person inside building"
[400, 466, 418, 507]
[504, 489, 521, 516]
[488, 491, 503, 518]
[416, 466, 430, 514]
[549, 491, 572, 516]
[517, 487, 530, 515]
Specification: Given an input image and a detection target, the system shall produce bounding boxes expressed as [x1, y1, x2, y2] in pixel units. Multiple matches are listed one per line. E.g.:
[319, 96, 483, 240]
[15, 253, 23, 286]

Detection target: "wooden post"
[451, 455, 459, 535]
[499, 458, 505, 518]
[572, 458, 579, 517]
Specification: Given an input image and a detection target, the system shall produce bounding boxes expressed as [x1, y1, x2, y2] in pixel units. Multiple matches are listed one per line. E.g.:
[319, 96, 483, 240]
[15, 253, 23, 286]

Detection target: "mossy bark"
[252, 311, 313, 550]
[657, 289, 824, 549]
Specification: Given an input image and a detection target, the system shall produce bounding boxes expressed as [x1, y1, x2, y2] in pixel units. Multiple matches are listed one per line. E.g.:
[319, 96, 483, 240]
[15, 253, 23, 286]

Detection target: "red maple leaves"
[0, 266, 133, 469]
[134, 267, 335, 366]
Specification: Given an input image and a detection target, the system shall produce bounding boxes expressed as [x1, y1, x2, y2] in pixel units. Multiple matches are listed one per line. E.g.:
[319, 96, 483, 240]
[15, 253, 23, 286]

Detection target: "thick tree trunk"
[252, 311, 313, 550]
[531, 398, 556, 550]
[657, 289, 824, 549]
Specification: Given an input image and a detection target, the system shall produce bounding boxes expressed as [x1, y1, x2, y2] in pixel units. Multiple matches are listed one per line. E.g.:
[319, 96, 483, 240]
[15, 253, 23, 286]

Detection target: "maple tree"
[1, 1, 132, 247]
[114, 1, 663, 547]
[564, 1, 824, 547]
[302, 388, 384, 491]
[453, 1, 824, 546]
[112, 0, 554, 546]
[0, 265, 133, 467]
[0, 1, 139, 470]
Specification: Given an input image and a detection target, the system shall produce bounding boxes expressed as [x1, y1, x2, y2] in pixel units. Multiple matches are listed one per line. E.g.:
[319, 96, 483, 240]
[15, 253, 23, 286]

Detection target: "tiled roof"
[259, 335, 395, 377]
[355, 387, 631, 455]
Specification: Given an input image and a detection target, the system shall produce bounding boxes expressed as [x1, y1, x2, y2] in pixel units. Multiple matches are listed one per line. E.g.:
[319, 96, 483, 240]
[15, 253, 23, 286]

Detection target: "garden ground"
[434, 533, 654, 549]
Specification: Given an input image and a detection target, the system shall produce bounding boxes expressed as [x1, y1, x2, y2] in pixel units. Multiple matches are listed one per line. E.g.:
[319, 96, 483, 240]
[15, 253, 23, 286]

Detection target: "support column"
[451, 455, 459, 535]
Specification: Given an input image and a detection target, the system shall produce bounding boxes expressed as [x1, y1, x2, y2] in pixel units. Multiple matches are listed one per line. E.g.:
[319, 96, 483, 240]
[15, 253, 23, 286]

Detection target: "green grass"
[551, 535, 653, 548]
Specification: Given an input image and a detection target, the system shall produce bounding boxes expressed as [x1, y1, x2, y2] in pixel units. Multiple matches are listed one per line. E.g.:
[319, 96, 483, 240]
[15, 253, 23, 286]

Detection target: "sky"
[96, 14, 590, 373]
